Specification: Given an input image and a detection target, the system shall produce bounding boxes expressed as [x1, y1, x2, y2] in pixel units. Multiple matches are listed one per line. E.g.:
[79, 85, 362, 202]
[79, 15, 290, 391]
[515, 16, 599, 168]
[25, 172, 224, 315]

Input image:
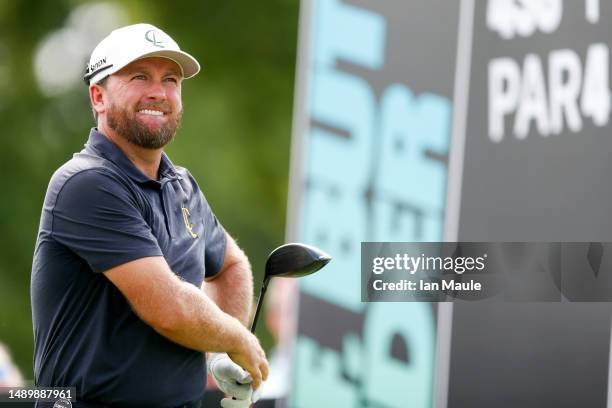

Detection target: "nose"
[144, 79, 166, 100]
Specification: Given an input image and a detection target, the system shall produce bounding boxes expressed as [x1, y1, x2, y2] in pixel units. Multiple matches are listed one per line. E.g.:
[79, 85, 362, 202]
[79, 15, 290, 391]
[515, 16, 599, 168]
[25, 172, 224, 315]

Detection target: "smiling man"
[31, 24, 267, 408]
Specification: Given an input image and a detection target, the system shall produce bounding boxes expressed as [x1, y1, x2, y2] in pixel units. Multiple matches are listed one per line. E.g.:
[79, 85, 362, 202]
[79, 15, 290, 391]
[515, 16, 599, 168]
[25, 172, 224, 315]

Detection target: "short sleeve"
[201, 192, 227, 279]
[51, 169, 163, 273]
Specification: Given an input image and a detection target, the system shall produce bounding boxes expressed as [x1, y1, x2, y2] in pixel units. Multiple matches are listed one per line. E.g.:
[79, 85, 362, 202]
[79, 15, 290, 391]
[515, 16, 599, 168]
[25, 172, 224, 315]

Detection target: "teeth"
[139, 109, 164, 116]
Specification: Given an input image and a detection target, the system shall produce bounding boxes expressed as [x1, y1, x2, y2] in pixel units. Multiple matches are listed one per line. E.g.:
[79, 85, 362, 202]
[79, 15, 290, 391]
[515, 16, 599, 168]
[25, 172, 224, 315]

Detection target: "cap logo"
[89, 57, 107, 73]
[145, 29, 165, 48]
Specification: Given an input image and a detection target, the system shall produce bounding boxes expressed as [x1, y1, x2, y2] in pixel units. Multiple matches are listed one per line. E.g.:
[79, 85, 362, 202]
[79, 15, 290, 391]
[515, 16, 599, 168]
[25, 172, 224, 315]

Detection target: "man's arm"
[202, 233, 253, 326]
[103, 256, 268, 388]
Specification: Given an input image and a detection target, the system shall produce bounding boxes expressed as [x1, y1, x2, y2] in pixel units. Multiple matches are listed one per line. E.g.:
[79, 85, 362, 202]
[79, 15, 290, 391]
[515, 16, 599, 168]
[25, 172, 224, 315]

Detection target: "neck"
[98, 122, 162, 180]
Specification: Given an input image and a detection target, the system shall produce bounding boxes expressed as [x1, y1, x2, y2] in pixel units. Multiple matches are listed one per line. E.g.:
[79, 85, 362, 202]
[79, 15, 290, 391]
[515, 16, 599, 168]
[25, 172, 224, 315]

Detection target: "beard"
[107, 102, 182, 149]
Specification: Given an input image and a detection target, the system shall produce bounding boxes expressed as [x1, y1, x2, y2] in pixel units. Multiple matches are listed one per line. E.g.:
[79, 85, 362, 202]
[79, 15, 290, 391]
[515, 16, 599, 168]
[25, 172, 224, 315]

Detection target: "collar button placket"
[159, 181, 173, 238]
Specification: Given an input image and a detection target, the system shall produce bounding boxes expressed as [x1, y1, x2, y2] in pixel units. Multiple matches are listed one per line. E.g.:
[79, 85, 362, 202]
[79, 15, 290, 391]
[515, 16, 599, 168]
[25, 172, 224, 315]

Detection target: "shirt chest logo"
[181, 206, 198, 239]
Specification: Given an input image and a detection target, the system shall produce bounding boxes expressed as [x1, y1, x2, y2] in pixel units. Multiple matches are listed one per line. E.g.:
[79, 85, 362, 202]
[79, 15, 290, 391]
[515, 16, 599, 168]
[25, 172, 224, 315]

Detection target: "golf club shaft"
[250, 276, 271, 333]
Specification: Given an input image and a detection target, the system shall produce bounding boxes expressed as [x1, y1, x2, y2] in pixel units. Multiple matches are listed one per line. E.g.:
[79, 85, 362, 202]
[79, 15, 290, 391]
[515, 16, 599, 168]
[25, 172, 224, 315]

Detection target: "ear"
[89, 83, 106, 117]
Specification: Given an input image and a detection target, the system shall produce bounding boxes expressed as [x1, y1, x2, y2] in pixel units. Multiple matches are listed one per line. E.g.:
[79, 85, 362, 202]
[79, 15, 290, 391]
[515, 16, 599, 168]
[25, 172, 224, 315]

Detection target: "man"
[31, 23, 268, 408]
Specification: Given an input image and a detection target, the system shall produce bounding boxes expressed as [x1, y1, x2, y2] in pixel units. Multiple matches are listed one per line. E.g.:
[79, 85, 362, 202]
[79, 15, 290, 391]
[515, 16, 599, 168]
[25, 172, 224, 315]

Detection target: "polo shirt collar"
[85, 128, 179, 185]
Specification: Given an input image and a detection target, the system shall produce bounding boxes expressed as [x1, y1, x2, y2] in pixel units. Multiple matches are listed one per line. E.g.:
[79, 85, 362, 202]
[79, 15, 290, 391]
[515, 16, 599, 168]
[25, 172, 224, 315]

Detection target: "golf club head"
[265, 243, 331, 279]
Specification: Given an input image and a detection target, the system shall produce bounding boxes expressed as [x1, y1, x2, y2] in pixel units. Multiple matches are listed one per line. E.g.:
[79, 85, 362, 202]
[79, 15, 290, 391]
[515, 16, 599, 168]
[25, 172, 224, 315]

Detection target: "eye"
[132, 74, 146, 81]
[164, 77, 179, 84]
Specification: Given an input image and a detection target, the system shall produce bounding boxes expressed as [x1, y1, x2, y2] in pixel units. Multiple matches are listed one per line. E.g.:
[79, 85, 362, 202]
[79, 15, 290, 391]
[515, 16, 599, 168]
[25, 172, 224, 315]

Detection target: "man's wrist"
[225, 316, 249, 354]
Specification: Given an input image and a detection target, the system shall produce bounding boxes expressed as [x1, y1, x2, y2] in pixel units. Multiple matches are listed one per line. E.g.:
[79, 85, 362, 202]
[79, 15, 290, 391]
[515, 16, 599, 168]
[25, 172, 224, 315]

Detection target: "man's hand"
[209, 352, 264, 407]
[219, 386, 262, 408]
[226, 330, 269, 390]
[209, 352, 253, 399]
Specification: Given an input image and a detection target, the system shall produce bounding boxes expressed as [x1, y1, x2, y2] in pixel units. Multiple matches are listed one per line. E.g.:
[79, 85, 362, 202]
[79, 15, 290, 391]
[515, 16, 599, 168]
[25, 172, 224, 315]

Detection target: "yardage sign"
[446, 1, 612, 407]
[287, 0, 458, 406]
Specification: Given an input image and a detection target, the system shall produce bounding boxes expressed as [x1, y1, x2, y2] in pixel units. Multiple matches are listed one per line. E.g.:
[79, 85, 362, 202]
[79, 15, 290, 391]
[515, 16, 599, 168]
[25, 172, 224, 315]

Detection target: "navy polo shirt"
[31, 129, 227, 407]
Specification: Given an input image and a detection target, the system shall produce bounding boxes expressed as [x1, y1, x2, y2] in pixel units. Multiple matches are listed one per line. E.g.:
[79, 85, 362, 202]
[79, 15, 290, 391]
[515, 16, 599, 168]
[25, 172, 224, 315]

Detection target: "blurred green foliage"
[0, 0, 298, 378]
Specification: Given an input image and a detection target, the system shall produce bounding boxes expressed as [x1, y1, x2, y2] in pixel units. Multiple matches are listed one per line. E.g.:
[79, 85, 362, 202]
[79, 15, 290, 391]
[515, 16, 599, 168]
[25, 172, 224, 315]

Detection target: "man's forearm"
[103, 251, 267, 387]
[105, 256, 249, 354]
[203, 259, 253, 326]
[154, 279, 250, 353]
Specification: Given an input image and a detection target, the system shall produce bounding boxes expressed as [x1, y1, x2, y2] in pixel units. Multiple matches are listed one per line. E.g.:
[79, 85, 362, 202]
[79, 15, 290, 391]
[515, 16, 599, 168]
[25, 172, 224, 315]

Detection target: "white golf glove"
[220, 386, 262, 408]
[208, 352, 263, 406]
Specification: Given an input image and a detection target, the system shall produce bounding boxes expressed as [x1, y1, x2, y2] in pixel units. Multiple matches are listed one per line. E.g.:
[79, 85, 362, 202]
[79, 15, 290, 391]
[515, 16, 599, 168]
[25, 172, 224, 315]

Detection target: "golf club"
[250, 243, 331, 332]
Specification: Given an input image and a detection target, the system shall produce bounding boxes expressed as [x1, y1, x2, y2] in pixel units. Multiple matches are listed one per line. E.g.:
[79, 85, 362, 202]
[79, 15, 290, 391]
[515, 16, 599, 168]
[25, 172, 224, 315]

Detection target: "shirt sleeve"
[51, 169, 163, 273]
[200, 192, 227, 279]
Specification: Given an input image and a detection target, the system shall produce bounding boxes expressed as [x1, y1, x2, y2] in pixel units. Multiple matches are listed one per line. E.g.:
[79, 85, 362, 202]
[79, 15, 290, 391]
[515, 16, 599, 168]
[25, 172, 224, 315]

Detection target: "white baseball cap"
[84, 23, 200, 85]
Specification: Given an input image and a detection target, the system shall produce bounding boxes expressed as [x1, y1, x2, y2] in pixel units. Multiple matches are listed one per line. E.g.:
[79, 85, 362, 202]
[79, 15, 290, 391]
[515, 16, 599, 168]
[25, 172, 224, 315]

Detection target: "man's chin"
[107, 109, 179, 149]
[134, 115, 167, 130]
[133, 135, 174, 150]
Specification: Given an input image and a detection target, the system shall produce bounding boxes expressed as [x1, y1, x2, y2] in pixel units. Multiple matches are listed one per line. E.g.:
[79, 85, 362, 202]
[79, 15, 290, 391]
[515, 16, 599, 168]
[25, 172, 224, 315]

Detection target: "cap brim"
[87, 49, 201, 85]
[133, 49, 201, 79]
